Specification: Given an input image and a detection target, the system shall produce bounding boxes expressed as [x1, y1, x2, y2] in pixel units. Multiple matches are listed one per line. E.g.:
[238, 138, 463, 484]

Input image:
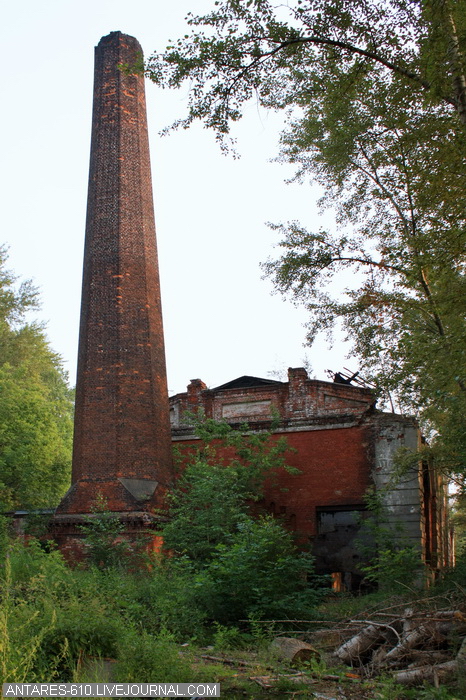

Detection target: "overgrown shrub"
[358, 489, 425, 591]
[0, 555, 62, 684]
[162, 459, 251, 563]
[2, 540, 130, 680]
[194, 515, 326, 624]
[134, 557, 207, 641]
[78, 494, 132, 570]
[163, 416, 297, 564]
[115, 629, 195, 683]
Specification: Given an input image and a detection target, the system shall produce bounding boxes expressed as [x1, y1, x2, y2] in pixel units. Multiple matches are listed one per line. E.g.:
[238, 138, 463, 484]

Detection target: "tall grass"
[0, 554, 62, 685]
[0, 532, 325, 687]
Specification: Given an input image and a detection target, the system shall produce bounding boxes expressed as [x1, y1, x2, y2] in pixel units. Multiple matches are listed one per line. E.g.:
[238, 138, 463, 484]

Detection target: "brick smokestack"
[57, 32, 172, 517]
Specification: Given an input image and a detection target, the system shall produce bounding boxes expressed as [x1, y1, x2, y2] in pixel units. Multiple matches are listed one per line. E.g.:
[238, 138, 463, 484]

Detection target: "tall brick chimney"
[54, 32, 173, 547]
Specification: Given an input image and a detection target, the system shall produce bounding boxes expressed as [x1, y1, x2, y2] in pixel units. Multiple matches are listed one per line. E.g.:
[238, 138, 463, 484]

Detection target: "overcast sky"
[2, 0, 352, 395]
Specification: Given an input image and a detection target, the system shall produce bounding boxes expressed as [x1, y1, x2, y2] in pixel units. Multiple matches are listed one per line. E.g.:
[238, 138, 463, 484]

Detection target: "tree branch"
[224, 34, 457, 108]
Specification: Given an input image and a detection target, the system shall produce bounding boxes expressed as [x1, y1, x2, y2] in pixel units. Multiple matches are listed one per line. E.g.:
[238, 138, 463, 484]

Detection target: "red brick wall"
[173, 424, 372, 539]
[170, 370, 375, 539]
[261, 426, 372, 537]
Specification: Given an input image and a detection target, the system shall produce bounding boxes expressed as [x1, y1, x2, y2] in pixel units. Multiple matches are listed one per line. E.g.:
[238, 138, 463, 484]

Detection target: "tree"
[163, 416, 295, 562]
[0, 247, 73, 510]
[145, 0, 465, 480]
[265, 72, 466, 469]
[79, 495, 133, 570]
[161, 418, 323, 623]
[196, 516, 324, 623]
[146, 0, 466, 136]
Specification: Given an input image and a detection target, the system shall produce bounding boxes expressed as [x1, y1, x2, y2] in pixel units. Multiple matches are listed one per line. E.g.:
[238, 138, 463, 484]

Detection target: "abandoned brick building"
[49, 31, 451, 583]
[169, 369, 452, 589]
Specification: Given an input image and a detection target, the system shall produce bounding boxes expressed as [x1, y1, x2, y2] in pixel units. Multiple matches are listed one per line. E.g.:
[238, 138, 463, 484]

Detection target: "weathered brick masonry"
[170, 369, 451, 588]
[49, 31, 450, 576]
[53, 32, 173, 555]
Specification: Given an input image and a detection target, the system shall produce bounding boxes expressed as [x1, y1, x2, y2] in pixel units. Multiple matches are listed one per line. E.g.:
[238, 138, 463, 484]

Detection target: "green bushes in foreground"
[0, 527, 325, 684]
[0, 422, 327, 684]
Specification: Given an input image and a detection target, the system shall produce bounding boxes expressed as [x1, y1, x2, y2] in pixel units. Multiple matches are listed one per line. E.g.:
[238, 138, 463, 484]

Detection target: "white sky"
[1, 0, 352, 395]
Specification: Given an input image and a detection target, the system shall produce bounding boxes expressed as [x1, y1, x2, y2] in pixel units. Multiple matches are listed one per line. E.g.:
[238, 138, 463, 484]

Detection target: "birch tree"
[146, 0, 466, 479]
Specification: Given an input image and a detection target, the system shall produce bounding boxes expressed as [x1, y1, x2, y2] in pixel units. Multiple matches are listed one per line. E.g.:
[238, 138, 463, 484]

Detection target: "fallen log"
[199, 654, 257, 667]
[351, 619, 401, 644]
[270, 637, 320, 664]
[250, 672, 317, 689]
[370, 643, 391, 668]
[383, 623, 433, 665]
[406, 650, 452, 667]
[335, 625, 387, 665]
[431, 610, 466, 621]
[393, 660, 457, 686]
[394, 635, 466, 686]
[310, 627, 361, 650]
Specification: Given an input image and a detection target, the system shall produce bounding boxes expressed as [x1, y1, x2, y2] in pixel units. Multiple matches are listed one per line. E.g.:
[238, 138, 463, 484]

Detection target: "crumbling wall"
[169, 369, 451, 582]
[372, 414, 424, 550]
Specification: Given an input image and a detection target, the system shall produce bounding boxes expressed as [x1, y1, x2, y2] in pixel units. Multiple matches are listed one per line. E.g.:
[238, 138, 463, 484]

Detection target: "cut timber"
[394, 660, 457, 685]
[406, 650, 452, 666]
[311, 627, 360, 649]
[336, 625, 386, 665]
[271, 637, 320, 664]
[383, 623, 432, 665]
[250, 672, 317, 689]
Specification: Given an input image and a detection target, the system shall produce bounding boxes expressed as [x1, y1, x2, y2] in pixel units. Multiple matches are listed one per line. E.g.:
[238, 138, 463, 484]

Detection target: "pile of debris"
[333, 606, 466, 685]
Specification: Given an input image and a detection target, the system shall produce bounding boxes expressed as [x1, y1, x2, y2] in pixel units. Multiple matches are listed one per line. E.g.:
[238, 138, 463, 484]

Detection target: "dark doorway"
[312, 506, 373, 592]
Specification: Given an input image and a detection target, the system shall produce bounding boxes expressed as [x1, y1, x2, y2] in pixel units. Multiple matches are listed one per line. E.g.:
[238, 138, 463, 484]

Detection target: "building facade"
[170, 368, 451, 590]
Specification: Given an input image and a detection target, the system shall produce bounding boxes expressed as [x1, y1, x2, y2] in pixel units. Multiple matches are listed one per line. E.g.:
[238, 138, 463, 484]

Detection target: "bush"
[115, 630, 195, 683]
[3, 540, 129, 680]
[163, 417, 297, 564]
[360, 544, 425, 591]
[0, 555, 61, 684]
[194, 515, 325, 624]
[162, 460, 251, 563]
[132, 557, 207, 641]
[358, 489, 426, 591]
[40, 594, 126, 679]
[78, 495, 133, 570]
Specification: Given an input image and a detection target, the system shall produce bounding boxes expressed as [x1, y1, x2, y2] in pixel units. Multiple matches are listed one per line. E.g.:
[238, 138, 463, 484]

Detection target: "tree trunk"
[271, 637, 320, 664]
[335, 625, 386, 665]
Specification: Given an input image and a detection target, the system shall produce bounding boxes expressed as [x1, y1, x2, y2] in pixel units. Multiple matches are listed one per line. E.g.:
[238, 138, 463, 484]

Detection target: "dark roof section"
[212, 375, 285, 391]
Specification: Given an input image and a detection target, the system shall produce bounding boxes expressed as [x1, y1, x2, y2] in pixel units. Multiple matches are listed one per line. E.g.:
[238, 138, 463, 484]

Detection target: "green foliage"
[6, 537, 70, 592]
[358, 489, 425, 591]
[362, 546, 424, 592]
[0, 246, 73, 510]
[2, 537, 205, 681]
[163, 416, 296, 563]
[163, 459, 251, 562]
[0, 515, 9, 570]
[146, 0, 466, 141]
[194, 515, 325, 624]
[161, 419, 324, 625]
[1, 540, 71, 682]
[212, 623, 248, 650]
[79, 495, 136, 570]
[0, 364, 73, 510]
[129, 557, 208, 640]
[2, 539, 135, 680]
[114, 629, 194, 683]
[0, 554, 61, 685]
[4, 535, 464, 696]
[146, 0, 466, 484]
